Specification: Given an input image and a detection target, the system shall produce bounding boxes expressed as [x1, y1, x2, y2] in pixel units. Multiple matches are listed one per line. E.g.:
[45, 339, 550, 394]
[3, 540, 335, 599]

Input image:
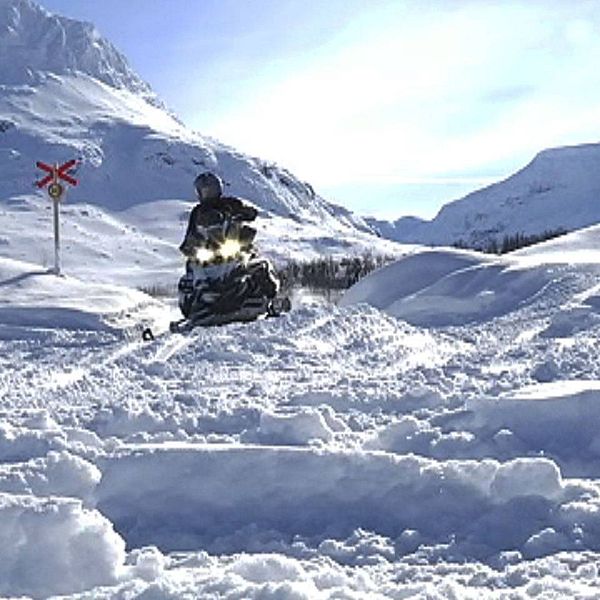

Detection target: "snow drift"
[3, 1, 600, 598]
[97, 443, 600, 561]
[0, 493, 125, 598]
[0, 255, 163, 331]
[341, 226, 600, 326]
[340, 248, 551, 326]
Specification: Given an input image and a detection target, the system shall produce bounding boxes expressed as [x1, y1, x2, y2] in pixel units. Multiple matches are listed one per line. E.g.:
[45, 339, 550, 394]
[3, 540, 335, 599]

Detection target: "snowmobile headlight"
[219, 239, 242, 259]
[195, 247, 215, 263]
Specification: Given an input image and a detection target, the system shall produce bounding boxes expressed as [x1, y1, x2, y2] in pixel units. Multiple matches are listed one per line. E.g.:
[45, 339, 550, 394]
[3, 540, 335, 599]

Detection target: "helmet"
[194, 172, 223, 201]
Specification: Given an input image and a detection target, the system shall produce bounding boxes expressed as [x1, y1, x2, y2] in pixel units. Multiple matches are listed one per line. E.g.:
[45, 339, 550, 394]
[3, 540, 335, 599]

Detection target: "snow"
[0, 0, 162, 105]
[97, 443, 595, 560]
[0, 255, 163, 330]
[0, 493, 126, 598]
[0, 0, 401, 279]
[3, 0, 600, 597]
[339, 247, 552, 326]
[3, 228, 600, 596]
[0, 38, 380, 238]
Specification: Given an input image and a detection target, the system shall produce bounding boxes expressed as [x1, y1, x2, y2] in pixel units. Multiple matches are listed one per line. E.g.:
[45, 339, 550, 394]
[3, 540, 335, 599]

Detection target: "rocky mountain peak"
[0, 0, 161, 106]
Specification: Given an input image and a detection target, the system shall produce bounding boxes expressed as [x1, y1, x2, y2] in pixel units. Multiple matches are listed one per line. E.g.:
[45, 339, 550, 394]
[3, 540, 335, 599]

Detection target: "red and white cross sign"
[35, 160, 79, 189]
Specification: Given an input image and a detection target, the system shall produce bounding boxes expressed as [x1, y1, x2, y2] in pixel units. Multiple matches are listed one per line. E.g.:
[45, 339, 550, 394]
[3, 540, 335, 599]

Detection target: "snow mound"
[245, 408, 336, 446]
[0, 256, 162, 330]
[514, 222, 600, 264]
[462, 381, 600, 473]
[0, 450, 100, 501]
[0, 492, 126, 598]
[42, 549, 600, 599]
[340, 248, 554, 326]
[0, 419, 67, 462]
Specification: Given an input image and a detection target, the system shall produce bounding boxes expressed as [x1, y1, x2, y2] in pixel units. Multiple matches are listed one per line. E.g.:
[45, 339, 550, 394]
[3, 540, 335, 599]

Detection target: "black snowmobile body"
[171, 253, 290, 333]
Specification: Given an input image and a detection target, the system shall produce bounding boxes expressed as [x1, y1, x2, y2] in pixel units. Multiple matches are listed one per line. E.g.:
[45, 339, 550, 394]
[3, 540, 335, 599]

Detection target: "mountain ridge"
[367, 141, 600, 249]
[0, 0, 163, 107]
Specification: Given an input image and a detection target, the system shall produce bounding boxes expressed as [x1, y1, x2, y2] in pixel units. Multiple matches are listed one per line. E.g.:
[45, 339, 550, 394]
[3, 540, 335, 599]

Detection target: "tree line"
[454, 228, 568, 255]
[277, 254, 395, 293]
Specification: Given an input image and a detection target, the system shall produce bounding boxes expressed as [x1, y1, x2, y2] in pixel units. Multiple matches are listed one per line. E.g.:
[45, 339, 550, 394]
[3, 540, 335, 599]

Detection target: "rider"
[179, 171, 278, 300]
[180, 172, 258, 256]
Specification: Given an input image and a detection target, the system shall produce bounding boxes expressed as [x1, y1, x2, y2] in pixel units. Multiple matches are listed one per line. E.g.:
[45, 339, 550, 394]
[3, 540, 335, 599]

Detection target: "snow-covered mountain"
[0, 0, 395, 284]
[0, 0, 161, 106]
[368, 142, 600, 249]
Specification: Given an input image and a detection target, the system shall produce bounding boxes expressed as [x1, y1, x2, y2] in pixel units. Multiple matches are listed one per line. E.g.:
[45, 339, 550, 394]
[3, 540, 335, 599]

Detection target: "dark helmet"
[194, 172, 223, 201]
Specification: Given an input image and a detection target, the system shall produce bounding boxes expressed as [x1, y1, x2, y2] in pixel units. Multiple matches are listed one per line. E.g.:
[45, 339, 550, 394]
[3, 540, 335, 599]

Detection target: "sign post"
[35, 160, 79, 275]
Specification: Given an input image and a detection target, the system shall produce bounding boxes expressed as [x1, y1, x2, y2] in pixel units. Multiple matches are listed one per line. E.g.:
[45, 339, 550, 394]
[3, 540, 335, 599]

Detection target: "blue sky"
[40, 0, 600, 219]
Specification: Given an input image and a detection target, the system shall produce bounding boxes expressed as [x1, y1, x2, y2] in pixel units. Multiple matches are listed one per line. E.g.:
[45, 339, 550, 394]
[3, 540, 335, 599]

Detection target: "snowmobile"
[167, 218, 290, 334]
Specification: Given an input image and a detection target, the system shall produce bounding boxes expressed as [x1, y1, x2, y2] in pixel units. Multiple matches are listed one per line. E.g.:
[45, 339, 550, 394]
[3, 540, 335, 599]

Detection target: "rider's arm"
[240, 205, 258, 221]
[221, 197, 258, 222]
[179, 205, 203, 254]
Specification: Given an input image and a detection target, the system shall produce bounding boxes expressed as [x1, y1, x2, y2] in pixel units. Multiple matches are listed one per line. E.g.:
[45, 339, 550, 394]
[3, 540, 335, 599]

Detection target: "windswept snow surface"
[2, 228, 600, 597]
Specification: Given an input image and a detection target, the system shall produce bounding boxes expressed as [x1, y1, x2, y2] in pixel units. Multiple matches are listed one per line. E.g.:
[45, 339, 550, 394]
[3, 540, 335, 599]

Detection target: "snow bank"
[362, 381, 600, 478]
[66, 550, 384, 599]
[97, 444, 599, 559]
[340, 248, 553, 326]
[363, 415, 478, 459]
[0, 256, 161, 331]
[462, 381, 600, 476]
[0, 493, 126, 598]
[0, 420, 66, 462]
[540, 281, 600, 338]
[43, 548, 600, 599]
[515, 222, 600, 264]
[340, 249, 484, 314]
[243, 408, 337, 445]
[0, 450, 100, 501]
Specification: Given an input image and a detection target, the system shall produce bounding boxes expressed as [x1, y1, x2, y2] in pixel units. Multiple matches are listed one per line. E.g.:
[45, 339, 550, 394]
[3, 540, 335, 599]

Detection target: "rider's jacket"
[179, 196, 258, 256]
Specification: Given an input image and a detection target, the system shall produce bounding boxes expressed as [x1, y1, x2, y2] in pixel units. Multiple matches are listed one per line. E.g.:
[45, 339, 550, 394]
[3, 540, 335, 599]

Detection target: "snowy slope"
[0, 255, 166, 330]
[368, 143, 600, 249]
[0, 193, 403, 290]
[0, 0, 394, 283]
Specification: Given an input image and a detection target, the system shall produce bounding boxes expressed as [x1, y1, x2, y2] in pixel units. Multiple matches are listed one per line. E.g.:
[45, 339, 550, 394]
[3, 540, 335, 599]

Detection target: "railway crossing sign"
[36, 160, 78, 197]
[35, 160, 80, 275]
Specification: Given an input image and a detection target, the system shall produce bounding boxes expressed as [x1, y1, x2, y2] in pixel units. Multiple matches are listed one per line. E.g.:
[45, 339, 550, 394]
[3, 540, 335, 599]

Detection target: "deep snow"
[2, 226, 600, 597]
